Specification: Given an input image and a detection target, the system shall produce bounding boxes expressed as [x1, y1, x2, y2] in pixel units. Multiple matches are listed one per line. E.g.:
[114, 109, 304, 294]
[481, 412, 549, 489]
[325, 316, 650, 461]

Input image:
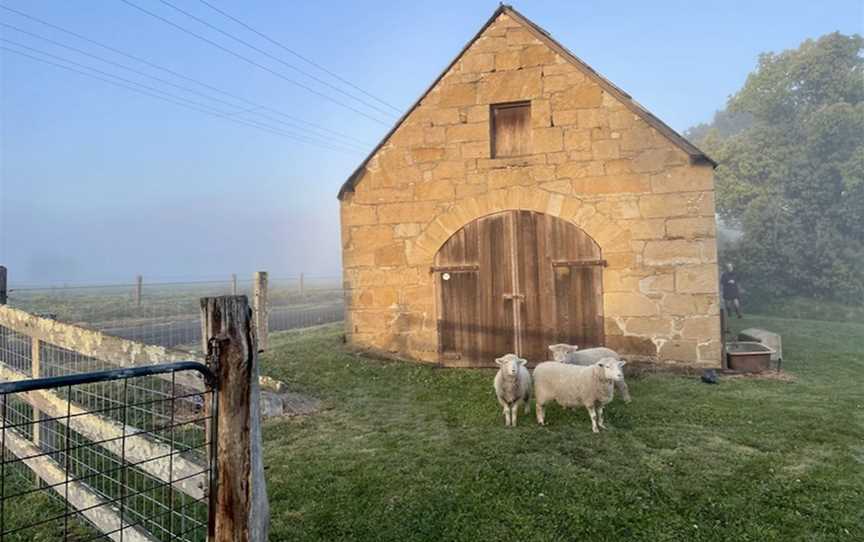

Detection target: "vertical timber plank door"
[551, 217, 605, 350]
[436, 218, 481, 365]
[435, 210, 603, 366]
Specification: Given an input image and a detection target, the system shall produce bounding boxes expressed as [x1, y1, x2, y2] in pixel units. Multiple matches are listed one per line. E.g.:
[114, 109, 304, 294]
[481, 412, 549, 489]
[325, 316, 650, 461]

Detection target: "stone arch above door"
[410, 187, 631, 267]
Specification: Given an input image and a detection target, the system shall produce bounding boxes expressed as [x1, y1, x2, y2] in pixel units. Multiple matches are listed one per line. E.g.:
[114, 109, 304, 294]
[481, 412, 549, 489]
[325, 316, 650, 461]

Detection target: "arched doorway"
[433, 210, 604, 367]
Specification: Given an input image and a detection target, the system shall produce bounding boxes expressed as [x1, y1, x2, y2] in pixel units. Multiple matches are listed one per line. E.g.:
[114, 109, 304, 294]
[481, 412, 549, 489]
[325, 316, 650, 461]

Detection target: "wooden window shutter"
[491, 102, 531, 158]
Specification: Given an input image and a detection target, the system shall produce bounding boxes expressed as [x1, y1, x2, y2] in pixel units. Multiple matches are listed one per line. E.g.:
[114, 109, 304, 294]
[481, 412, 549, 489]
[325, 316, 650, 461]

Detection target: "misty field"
[260, 315, 863, 541]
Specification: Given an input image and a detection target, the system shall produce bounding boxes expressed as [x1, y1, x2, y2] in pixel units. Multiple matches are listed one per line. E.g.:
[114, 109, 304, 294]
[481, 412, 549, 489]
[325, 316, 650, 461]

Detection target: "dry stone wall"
[340, 12, 721, 367]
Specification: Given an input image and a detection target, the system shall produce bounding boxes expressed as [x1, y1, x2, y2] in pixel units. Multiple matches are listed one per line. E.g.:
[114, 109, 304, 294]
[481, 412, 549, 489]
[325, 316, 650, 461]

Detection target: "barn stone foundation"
[338, 8, 721, 368]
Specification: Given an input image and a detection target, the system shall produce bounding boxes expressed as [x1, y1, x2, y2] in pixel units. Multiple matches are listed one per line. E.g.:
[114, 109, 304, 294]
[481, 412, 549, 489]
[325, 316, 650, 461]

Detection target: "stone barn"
[338, 5, 721, 368]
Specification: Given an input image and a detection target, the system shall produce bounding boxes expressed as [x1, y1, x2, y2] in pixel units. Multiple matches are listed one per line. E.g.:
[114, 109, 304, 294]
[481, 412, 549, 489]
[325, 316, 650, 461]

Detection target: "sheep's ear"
[617, 361, 627, 369]
[567, 344, 579, 352]
[494, 357, 505, 366]
[517, 358, 527, 367]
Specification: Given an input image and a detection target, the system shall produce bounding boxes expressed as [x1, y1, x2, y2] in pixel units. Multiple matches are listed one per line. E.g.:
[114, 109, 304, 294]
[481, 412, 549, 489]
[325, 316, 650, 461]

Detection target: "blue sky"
[0, 0, 861, 285]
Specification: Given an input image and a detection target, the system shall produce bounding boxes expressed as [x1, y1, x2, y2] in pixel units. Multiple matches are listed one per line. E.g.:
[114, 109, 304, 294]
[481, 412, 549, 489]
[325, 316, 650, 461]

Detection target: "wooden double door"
[434, 210, 605, 367]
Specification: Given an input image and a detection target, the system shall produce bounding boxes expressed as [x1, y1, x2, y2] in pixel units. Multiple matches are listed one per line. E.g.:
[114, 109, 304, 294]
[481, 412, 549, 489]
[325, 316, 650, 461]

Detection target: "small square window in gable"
[491, 102, 531, 158]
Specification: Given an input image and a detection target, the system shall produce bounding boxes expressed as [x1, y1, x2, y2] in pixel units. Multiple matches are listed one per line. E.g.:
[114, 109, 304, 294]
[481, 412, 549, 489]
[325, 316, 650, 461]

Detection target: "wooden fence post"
[231, 274, 238, 295]
[0, 265, 7, 305]
[200, 296, 269, 542]
[299, 273, 304, 297]
[253, 272, 269, 352]
[135, 275, 143, 307]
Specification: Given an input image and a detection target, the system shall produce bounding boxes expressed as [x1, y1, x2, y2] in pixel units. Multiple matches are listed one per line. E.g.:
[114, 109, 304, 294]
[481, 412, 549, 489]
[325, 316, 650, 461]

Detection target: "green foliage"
[694, 32, 864, 303]
[258, 323, 864, 541]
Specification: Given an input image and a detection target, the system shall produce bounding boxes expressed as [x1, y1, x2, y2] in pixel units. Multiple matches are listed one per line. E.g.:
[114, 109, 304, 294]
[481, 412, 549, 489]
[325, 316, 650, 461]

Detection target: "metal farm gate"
[0, 296, 269, 542]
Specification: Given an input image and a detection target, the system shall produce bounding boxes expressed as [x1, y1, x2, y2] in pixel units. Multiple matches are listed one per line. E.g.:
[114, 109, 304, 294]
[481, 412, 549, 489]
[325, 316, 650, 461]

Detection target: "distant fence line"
[1, 270, 345, 352]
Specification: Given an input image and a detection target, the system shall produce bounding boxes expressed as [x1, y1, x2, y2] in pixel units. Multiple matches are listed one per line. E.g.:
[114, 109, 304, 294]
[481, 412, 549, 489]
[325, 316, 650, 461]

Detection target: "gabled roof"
[338, 5, 715, 200]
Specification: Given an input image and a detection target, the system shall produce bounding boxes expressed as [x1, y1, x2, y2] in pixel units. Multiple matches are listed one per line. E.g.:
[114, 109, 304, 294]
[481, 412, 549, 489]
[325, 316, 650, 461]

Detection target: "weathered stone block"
[625, 317, 672, 336]
[531, 99, 552, 127]
[341, 204, 377, 226]
[506, 27, 537, 46]
[660, 293, 717, 316]
[375, 243, 406, 266]
[681, 317, 720, 340]
[377, 202, 439, 224]
[438, 83, 477, 107]
[521, 44, 557, 66]
[461, 141, 489, 159]
[675, 264, 718, 293]
[639, 193, 703, 218]
[666, 217, 717, 239]
[572, 174, 649, 195]
[650, 165, 714, 193]
[592, 140, 620, 160]
[577, 108, 608, 128]
[605, 293, 659, 317]
[643, 240, 703, 266]
[533, 127, 563, 153]
[563, 128, 591, 150]
[416, 179, 456, 201]
[461, 53, 495, 73]
[477, 68, 543, 103]
[446, 123, 488, 143]
[659, 339, 698, 362]
[495, 50, 522, 70]
[411, 147, 445, 163]
[551, 84, 603, 109]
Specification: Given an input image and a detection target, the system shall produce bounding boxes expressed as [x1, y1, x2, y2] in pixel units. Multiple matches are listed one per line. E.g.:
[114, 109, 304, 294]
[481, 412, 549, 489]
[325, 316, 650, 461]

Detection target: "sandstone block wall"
[339, 11, 721, 367]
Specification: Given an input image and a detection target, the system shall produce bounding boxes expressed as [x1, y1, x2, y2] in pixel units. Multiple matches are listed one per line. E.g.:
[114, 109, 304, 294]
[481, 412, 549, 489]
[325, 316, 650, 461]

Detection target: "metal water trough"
[726, 341, 775, 373]
[738, 328, 783, 368]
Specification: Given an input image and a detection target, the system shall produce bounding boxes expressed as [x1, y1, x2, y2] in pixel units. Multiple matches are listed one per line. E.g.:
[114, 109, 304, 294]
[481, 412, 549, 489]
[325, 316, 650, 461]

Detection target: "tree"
[691, 32, 864, 303]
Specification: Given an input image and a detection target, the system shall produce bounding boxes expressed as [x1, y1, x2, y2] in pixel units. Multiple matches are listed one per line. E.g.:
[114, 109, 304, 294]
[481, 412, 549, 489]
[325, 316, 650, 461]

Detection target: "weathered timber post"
[0, 265, 7, 305]
[200, 296, 269, 542]
[299, 273, 305, 297]
[135, 275, 143, 307]
[253, 272, 269, 352]
[231, 274, 238, 295]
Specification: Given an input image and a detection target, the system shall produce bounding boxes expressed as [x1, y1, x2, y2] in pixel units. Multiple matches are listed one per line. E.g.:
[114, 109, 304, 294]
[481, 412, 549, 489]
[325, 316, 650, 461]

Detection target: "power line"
[0, 4, 374, 147]
[0, 43, 363, 154]
[195, 0, 401, 114]
[0, 21, 367, 152]
[158, 0, 398, 118]
[119, 0, 390, 126]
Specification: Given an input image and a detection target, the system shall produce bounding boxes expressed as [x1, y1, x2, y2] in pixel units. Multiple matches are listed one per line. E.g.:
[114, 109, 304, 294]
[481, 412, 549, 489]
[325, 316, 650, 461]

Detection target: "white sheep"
[533, 358, 626, 432]
[547, 344, 632, 403]
[493, 353, 532, 427]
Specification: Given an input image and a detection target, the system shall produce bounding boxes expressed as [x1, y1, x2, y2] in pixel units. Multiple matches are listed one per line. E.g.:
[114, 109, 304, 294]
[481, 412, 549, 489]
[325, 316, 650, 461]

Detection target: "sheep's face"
[596, 358, 626, 381]
[495, 354, 526, 377]
[548, 343, 579, 362]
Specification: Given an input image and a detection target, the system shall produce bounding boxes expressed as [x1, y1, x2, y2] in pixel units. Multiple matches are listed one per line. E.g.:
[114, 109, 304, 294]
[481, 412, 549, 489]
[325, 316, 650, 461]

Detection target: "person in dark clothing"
[720, 262, 743, 318]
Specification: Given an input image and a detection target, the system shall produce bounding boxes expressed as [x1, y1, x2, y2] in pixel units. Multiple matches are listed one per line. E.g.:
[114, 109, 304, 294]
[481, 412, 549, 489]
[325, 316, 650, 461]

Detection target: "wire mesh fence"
[0, 327, 215, 542]
[6, 275, 344, 353]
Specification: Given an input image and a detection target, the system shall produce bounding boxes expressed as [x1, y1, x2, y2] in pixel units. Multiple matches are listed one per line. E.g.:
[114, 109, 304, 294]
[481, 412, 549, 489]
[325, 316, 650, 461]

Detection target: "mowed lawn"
[260, 316, 864, 541]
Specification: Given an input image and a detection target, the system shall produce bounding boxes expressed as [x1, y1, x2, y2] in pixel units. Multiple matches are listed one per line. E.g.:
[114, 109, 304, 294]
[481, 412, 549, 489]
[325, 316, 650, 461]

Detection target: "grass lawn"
[260, 315, 864, 541]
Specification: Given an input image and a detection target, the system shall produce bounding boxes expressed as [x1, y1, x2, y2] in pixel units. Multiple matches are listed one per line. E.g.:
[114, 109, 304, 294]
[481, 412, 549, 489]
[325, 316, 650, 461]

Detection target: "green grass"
[260, 317, 864, 541]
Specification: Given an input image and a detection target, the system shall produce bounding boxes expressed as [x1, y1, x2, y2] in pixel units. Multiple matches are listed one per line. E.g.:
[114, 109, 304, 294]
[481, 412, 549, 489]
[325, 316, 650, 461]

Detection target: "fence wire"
[0, 328, 214, 542]
[7, 276, 344, 353]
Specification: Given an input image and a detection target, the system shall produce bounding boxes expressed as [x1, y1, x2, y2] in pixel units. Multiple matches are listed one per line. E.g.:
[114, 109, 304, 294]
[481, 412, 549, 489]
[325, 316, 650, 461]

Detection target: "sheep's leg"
[536, 401, 546, 425]
[616, 380, 632, 403]
[587, 406, 600, 433]
[498, 397, 511, 426]
[597, 405, 607, 430]
[523, 398, 531, 414]
[511, 402, 519, 427]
